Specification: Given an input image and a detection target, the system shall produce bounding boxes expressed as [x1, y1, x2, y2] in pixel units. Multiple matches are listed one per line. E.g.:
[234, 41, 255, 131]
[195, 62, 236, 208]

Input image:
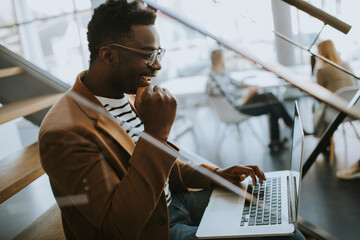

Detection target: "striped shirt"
[96, 95, 172, 206]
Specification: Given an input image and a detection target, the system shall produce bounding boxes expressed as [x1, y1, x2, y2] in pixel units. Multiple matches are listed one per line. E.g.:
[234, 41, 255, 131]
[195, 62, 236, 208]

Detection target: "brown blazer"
[39, 71, 216, 240]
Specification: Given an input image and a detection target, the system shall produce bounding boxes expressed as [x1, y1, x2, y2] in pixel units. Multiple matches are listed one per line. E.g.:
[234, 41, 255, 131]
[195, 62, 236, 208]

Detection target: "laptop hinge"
[287, 176, 294, 224]
[293, 175, 298, 227]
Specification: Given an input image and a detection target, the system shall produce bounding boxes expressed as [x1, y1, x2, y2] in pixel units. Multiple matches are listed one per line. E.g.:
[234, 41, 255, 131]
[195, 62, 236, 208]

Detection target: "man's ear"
[99, 47, 118, 65]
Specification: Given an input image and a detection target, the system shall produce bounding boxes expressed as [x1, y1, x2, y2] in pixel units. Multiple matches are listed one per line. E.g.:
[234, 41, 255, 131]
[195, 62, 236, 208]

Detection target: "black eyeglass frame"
[105, 43, 166, 66]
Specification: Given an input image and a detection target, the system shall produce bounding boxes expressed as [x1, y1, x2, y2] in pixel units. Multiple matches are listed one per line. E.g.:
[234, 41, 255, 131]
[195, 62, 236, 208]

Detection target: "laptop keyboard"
[240, 177, 282, 226]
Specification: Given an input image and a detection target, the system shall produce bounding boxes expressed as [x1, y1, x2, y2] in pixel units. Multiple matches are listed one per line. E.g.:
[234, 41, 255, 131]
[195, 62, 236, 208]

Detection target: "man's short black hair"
[87, 0, 157, 64]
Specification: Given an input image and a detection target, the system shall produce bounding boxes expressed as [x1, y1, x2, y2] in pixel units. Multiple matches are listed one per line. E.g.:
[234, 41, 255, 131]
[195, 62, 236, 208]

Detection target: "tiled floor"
[1, 96, 359, 240]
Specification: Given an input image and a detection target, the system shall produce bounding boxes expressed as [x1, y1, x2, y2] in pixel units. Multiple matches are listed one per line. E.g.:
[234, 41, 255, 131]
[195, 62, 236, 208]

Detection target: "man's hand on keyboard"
[214, 165, 266, 186]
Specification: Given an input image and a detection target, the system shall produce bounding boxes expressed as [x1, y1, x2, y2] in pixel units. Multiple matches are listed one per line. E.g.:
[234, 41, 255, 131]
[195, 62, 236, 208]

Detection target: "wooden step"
[0, 93, 62, 125]
[0, 66, 24, 79]
[0, 142, 44, 203]
[13, 204, 65, 240]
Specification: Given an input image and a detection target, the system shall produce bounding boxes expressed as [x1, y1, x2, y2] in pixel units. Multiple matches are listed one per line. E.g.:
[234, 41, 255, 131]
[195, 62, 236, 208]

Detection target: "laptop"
[196, 101, 304, 239]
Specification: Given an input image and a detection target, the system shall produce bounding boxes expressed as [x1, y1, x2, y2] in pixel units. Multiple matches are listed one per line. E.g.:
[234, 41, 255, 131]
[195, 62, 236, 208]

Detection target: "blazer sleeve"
[39, 128, 177, 239]
[169, 157, 218, 192]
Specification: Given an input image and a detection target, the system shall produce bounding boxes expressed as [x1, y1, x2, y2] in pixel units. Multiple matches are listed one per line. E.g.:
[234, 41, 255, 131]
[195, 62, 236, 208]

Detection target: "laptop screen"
[289, 101, 304, 224]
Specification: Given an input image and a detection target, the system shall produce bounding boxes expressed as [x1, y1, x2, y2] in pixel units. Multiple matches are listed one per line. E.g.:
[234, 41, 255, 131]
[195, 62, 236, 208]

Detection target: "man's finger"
[241, 167, 257, 186]
[153, 85, 160, 92]
[248, 165, 266, 184]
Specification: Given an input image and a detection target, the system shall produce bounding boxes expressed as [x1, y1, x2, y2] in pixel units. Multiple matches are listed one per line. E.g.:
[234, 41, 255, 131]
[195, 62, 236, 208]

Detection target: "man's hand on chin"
[135, 86, 177, 142]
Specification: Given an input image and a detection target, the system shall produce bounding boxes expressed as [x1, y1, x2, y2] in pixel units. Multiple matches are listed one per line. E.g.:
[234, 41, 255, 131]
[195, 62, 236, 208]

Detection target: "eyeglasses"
[106, 43, 166, 66]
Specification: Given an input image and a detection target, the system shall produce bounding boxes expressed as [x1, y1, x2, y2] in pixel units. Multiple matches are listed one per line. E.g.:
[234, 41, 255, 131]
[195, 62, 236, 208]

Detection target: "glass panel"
[1, 2, 360, 240]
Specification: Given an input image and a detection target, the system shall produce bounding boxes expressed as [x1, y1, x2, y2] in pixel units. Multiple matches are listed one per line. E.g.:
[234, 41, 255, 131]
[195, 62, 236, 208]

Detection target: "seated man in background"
[206, 49, 294, 151]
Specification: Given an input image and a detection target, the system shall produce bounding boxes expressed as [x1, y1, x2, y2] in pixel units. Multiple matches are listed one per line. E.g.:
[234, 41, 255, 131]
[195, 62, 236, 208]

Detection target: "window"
[0, 0, 93, 85]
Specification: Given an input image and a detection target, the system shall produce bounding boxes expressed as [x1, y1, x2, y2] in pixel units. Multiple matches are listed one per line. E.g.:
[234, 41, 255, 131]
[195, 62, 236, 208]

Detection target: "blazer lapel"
[95, 112, 135, 156]
[71, 71, 136, 156]
[125, 94, 140, 116]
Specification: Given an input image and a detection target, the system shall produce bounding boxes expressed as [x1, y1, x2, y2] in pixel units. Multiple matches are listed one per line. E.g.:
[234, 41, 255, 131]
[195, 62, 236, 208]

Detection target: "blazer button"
[158, 217, 167, 225]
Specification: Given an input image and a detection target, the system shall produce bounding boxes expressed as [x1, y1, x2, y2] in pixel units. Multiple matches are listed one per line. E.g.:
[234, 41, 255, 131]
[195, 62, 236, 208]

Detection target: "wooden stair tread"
[0, 142, 44, 203]
[0, 66, 23, 79]
[0, 93, 62, 125]
[13, 204, 65, 240]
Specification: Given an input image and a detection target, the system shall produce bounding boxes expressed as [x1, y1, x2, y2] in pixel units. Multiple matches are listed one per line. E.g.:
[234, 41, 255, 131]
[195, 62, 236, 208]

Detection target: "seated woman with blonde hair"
[314, 39, 357, 134]
[316, 39, 357, 93]
[314, 40, 359, 180]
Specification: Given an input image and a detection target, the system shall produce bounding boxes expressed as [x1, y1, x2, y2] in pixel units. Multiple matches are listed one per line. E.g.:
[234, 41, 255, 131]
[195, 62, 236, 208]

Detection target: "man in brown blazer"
[39, 1, 266, 239]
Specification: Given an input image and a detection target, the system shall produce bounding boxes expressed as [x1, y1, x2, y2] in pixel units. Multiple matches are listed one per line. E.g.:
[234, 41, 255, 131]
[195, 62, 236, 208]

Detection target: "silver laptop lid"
[289, 101, 304, 225]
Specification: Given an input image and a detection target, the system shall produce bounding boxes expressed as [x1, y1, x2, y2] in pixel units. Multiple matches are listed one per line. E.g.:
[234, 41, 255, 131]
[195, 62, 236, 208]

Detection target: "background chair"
[317, 85, 360, 165]
[208, 96, 264, 160]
